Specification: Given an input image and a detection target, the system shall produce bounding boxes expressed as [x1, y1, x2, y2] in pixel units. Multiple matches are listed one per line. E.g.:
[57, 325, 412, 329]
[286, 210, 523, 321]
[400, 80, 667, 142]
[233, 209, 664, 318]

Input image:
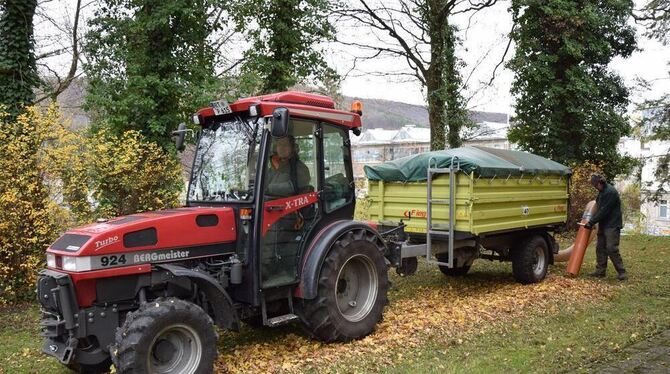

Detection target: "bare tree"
[34, 0, 84, 104]
[336, 0, 497, 150]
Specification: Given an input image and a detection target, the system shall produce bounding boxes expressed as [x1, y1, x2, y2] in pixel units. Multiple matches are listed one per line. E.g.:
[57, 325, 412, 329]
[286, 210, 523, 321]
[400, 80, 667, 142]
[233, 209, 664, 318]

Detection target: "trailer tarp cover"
[363, 146, 572, 182]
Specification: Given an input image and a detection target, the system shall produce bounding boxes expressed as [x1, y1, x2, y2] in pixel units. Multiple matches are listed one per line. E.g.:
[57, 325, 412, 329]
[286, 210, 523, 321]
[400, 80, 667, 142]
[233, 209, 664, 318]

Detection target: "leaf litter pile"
[215, 266, 613, 373]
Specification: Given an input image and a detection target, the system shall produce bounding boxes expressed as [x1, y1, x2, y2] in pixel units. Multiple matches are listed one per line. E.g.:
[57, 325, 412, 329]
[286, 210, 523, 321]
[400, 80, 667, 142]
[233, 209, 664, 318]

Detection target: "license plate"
[210, 100, 232, 115]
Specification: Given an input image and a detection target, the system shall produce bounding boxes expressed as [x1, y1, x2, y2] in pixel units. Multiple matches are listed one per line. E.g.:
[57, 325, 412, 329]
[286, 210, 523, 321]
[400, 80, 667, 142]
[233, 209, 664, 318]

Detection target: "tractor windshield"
[188, 117, 261, 202]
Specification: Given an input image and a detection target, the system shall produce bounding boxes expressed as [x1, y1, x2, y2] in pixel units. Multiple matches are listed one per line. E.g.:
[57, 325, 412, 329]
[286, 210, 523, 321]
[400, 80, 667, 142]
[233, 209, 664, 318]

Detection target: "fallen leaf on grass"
[215, 274, 613, 373]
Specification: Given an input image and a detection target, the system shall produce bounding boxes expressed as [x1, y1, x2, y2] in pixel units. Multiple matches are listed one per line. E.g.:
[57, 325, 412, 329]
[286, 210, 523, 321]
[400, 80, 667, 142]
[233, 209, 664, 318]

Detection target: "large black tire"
[67, 358, 112, 374]
[297, 229, 388, 342]
[111, 298, 218, 374]
[435, 252, 471, 276]
[512, 235, 549, 284]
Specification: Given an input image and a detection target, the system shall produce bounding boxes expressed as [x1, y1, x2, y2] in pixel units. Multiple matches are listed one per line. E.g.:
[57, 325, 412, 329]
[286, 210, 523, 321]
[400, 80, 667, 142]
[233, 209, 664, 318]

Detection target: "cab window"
[322, 124, 353, 212]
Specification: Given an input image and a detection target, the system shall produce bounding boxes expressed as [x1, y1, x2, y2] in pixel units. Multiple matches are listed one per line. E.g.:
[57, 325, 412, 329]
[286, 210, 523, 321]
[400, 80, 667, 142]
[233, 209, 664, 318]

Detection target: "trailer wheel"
[435, 252, 471, 276]
[111, 298, 217, 374]
[512, 235, 549, 284]
[298, 230, 388, 342]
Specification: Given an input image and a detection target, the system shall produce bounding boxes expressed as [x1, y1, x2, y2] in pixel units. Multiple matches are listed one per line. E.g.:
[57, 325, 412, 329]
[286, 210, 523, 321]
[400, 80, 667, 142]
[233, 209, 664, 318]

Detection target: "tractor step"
[266, 313, 299, 327]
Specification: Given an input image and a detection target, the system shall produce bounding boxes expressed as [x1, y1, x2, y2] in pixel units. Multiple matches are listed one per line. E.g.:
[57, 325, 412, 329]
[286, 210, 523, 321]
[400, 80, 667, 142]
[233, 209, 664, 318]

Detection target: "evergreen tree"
[0, 0, 38, 115]
[508, 0, 636, 179]
[229, 0, 337, 93]
[84, 0, 219, 150]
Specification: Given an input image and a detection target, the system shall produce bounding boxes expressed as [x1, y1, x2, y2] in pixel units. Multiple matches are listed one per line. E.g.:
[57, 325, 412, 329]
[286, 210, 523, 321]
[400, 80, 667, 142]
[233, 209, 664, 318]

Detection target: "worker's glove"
[584, 221, 594, 230]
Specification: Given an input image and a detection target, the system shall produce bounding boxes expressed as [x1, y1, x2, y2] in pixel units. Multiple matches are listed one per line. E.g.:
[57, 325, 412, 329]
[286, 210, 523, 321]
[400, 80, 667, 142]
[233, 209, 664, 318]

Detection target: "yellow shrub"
[0, 107, 64, 304]
[89, 129, 183, 217]
[0, 106, 183, 304]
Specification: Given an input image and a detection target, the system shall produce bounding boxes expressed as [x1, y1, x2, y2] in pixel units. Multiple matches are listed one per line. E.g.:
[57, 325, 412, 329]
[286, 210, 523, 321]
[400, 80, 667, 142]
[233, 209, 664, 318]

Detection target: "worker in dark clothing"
[584, 173, 627, 281]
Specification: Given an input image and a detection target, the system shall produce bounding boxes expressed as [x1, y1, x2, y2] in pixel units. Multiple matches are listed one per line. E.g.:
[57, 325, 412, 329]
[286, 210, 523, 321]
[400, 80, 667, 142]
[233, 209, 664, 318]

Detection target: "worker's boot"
[613, 258, 627, 281]
[606, 229, 626, 281]
[588, 270, 606, 278]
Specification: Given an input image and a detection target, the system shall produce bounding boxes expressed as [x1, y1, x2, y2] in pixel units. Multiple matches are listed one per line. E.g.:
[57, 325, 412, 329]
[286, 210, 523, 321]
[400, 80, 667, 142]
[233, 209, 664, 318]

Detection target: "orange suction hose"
[553, 201, 598, 263]
[564, 200, 598, 276]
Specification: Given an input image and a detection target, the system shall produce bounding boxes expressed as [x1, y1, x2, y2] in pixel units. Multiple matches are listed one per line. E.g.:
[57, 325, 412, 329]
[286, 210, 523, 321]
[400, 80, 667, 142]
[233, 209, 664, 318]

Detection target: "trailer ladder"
[425, 156, 460, 268]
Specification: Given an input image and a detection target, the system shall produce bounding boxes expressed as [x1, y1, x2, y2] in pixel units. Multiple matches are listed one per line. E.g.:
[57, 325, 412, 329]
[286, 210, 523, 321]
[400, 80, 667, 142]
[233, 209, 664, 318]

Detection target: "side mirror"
[172, 122, 187, 152]
[271, 107, 289, 138]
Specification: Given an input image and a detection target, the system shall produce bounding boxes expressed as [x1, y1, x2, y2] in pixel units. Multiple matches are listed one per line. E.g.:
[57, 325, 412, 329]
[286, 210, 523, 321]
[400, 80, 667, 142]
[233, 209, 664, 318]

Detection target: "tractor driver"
[265, 135, 311, 198]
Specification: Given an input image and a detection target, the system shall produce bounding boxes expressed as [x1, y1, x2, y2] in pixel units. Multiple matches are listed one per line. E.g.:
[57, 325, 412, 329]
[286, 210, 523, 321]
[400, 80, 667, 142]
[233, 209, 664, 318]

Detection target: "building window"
[660, 200, 669, 219]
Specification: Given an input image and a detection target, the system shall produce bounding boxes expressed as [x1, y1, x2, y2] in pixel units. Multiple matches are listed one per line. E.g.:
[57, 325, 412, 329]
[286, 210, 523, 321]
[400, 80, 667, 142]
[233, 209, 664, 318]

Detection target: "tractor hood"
[47, 207, 237, 257]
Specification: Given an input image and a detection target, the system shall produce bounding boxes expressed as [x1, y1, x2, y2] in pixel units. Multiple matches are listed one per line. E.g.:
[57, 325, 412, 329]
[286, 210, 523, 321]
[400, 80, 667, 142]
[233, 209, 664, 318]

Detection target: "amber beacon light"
[351, 100, 363, 115]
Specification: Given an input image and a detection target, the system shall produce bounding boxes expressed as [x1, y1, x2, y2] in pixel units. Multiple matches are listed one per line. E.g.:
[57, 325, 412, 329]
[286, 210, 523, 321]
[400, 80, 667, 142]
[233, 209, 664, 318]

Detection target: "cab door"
[260, 118, 320, 288]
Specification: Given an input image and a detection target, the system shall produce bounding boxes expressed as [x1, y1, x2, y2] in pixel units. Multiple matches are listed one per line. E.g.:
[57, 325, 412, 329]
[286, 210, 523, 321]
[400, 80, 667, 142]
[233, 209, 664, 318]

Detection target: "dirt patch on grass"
[215, 273, 613, 373]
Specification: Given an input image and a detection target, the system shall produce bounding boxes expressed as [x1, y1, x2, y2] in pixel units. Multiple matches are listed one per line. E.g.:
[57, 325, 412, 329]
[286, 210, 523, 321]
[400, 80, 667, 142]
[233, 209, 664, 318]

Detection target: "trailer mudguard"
[298, 220, 386, 300]
[540, 231, 557, 265]
[156, 264, 240, 331]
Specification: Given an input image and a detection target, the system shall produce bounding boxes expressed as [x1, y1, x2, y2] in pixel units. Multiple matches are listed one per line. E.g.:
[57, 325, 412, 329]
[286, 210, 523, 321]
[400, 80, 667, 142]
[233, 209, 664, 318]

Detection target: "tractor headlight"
[46, 253, 56, 268]
[61, 256, 92, 272]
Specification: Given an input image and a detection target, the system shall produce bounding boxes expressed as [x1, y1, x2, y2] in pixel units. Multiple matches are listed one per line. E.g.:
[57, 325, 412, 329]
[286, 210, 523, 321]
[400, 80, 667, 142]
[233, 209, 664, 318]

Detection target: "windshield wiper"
[236, 115, 259, 145]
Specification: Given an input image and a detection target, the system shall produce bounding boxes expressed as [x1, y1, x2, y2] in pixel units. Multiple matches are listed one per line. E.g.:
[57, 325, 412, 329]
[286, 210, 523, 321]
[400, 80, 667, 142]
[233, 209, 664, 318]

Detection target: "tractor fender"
[298, 220, 387, 300]
[156, 263, 239, 331]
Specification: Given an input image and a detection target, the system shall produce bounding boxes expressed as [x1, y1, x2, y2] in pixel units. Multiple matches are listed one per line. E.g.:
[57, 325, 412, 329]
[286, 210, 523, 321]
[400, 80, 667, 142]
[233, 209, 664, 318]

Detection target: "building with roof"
[613, 108, 670, 235]
[639, 140, 670, 235]
[351, 126, 430, 178]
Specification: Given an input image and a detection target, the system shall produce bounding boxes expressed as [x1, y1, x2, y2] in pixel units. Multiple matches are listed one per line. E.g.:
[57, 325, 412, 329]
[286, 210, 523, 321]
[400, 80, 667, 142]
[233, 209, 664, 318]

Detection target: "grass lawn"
[1, 234, 669, 373]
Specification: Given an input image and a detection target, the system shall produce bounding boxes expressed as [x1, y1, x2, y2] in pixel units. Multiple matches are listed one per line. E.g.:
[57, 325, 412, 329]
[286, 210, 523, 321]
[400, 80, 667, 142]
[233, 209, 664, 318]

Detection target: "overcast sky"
[36, 0, 669, 115]
[336, 0, 670, 114]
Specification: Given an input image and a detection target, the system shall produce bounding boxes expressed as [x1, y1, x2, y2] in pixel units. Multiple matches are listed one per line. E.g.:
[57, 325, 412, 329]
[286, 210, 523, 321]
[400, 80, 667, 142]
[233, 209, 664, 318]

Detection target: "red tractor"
[37, 91, 394, 373]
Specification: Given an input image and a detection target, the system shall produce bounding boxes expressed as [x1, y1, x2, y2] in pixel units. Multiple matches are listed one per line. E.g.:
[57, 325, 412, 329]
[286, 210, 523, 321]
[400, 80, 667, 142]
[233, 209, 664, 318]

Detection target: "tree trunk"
[0, 0, 38, 116]
[427, 2, 446, 151]
[444, 23, 462, 149]
[427, 72, 446, 151]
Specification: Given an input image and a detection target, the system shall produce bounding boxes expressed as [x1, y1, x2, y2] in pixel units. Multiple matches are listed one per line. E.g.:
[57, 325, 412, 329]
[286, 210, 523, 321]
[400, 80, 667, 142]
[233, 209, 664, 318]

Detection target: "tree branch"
[35, 0, 82, 103]
[355, 0, 428, 76]
[487, 22, 514, 86]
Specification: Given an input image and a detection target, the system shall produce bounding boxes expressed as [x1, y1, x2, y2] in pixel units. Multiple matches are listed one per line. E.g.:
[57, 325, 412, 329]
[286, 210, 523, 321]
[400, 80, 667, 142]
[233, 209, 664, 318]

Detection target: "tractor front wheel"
[66, 358, 112, 374]
[298, 230, 388, 342]
[111, 298, 217, 374]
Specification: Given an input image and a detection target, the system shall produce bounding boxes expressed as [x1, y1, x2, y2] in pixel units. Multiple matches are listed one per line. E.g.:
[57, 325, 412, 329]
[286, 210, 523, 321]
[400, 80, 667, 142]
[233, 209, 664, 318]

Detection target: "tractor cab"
[186, 91, 362, 303]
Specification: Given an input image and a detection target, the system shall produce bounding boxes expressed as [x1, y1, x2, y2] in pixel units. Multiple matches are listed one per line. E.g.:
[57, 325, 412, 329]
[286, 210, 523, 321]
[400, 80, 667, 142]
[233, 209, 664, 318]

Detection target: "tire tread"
[512, 235, 549, 284]
[110, 298, 217, 374]
[298, 229, 388, 342]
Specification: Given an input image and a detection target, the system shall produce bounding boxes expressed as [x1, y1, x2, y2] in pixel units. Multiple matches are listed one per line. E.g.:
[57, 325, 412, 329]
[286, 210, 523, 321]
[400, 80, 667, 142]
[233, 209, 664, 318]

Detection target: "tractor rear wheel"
[297, 230, 388, 342]
[111, 298, 217, 374]
[512, 235, 549, 284]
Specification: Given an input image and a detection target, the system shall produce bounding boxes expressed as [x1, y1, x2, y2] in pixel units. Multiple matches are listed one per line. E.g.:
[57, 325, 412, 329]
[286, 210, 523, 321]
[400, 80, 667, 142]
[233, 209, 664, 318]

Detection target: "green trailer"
[365, 146, 572, 284]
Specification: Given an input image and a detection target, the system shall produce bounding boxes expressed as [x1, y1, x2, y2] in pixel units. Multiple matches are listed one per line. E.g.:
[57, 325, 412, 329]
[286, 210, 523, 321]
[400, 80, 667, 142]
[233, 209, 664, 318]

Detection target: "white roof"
[393, 126, 430, 143]
[465, 121, 509, 140]
[353, 128, 398, 145]
[354, 126, 430, 145]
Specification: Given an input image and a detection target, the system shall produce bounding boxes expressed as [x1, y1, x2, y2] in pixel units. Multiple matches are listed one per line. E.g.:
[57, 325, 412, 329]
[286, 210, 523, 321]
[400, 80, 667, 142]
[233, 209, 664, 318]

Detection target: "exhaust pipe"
[553, 201, 598, 277]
